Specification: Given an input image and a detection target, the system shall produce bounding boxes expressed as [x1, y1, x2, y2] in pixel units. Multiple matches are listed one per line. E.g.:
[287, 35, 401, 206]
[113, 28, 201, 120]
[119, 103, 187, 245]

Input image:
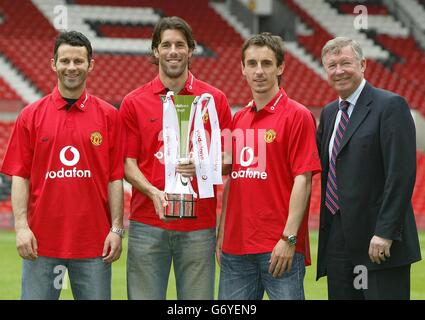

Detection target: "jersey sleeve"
[217, 93, 232, 131]
[119, 96, 141, 159]
[108, 109, 125, 181]
[216, 93, 232, 154]
[0, 110, 33, 179]
[288, 108, 322, 177]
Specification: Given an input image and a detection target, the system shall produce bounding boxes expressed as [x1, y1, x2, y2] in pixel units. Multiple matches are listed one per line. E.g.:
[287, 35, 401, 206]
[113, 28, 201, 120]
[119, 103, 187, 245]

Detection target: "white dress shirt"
[328, 78, 367, 160]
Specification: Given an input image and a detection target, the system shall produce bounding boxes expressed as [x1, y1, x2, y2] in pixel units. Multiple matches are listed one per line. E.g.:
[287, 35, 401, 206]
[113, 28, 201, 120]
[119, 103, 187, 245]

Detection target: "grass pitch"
[0, 230, 424, 300]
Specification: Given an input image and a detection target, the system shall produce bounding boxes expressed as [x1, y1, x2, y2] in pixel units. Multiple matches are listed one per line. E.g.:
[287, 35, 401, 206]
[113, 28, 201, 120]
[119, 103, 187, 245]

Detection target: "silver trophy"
[163, 95, 198, 218]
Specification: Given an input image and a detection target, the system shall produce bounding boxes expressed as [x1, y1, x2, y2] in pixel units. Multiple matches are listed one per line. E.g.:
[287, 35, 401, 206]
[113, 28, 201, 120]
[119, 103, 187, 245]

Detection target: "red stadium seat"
[0, 0, 424, 230]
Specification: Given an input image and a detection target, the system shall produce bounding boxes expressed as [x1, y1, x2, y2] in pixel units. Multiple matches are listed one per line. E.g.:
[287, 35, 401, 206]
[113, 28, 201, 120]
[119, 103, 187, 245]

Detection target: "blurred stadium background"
[0, 0, 424, 299]
[1, 0, 424, 231]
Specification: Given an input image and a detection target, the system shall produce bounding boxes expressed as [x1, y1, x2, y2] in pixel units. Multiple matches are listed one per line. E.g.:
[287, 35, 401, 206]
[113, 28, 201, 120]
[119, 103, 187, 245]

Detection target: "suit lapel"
[338, 82, 373, 154]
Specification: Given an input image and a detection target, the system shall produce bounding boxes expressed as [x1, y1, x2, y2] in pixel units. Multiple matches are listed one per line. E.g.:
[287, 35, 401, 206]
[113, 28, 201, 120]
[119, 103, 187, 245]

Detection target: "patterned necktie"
[325, 100, 350, 215]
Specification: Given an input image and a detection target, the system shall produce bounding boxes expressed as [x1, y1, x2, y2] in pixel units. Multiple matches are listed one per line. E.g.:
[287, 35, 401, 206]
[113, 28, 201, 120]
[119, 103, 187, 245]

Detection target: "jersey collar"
[152, 72, 196, 95]
[51, 86, 89, 112]
[250, 88, 288, 113]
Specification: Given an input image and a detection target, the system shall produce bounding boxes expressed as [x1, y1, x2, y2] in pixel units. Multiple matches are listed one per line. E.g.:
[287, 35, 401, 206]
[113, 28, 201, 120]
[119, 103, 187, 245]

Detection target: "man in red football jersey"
[0, 31, 125, 300]
[120, 16, 232, 300]
[216, 33, 321, 300]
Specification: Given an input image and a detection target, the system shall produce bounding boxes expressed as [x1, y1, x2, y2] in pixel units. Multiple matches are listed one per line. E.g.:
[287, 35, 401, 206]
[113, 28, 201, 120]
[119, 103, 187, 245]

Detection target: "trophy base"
[165, 193, 198, 219]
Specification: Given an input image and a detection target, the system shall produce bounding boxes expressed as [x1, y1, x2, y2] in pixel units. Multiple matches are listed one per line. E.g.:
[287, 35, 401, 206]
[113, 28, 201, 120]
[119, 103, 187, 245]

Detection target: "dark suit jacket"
[316, 82, 421, 280]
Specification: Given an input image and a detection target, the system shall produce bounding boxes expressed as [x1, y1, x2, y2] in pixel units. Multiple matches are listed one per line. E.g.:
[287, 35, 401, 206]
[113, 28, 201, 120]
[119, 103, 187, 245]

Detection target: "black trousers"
[325, 210, 411, 300]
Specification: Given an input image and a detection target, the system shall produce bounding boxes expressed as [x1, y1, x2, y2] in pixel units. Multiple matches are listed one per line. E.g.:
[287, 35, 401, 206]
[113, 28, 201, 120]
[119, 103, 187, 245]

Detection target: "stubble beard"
[160, 59, 188, 79]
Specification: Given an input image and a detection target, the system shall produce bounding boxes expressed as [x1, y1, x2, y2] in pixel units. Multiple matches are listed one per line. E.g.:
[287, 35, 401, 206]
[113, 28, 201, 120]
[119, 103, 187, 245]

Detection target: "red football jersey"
[1, 87, 125, 258]
[120, 73, 232, 231]
[222, 89, 321, 265]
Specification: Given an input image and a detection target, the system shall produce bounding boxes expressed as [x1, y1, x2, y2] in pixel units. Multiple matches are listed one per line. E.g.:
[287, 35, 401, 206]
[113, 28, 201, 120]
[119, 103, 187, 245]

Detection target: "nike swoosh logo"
[180, 176, 188, 186]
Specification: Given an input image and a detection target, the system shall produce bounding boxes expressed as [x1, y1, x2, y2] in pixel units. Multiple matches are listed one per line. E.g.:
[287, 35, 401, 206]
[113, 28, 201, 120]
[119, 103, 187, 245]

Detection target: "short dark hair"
[53, 31, 93, 62]
[241, 32, 285, 85]
[241, 32, 285, 67]
[150, 16, 196, 64]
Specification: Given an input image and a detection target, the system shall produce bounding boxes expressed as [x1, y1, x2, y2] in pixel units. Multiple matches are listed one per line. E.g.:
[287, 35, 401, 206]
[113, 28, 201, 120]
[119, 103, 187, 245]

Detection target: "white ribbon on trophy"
[191, 93, 222, 198]
[163, 91, 222, 200]
[163, 91, 188, 195]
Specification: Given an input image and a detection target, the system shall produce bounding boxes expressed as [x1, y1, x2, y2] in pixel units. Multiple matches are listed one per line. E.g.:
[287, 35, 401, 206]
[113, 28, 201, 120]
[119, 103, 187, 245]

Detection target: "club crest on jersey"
[202, 111, 209, 124]
[160, 95, 167, 103]
[91, 131, 103, 146]
[264, 129, 276, 143]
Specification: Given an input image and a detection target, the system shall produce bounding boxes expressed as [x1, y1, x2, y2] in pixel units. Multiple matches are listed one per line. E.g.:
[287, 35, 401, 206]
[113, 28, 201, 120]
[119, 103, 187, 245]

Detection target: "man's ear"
[360, 58, 366, 73]
[277, 62, 285, 76]
[51, 58, 57, 72]
[241, 61, 246, 77]
[88, 59, 95, 72]
[153, 48, 159, 59]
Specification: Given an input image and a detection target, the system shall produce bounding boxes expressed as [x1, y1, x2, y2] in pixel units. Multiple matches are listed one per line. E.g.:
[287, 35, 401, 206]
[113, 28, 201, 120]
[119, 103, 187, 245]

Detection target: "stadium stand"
[284, 0, 425, 115]
[0, 78, 20, 101]
[0, 121, 13, 229]
[0, 0, 424, 229]
[337, 3, 389, 15]
[0, 173, 12, 229]
[0, 121, 14, 167]
[413, 151, 425, 229]
[394, 0, 425, 31]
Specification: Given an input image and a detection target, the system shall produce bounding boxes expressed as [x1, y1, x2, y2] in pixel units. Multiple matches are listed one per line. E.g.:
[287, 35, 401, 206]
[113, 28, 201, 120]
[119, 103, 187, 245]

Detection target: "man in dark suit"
[316, 37, 421, 300]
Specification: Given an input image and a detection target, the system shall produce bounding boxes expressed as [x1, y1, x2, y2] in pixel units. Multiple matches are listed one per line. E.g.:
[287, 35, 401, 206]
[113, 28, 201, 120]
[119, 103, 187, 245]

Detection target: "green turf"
[0, 230, 424, 300]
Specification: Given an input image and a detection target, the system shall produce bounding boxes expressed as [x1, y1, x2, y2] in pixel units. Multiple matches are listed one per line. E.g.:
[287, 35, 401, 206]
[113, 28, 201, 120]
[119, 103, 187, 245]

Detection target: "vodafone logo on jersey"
[45, 146, 91, 179]
[231, 146, 267, 180]
[59, 146, 80, 166]
[240, 147, 254, 167]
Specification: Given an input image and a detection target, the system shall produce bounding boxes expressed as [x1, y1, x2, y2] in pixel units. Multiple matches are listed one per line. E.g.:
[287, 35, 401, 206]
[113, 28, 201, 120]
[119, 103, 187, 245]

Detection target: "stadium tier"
[0, 121, 14, 167]
[1, 0, 424, 111]
[337, 3, 389, 15]
[0, 78, 20, 101]
[284, 0, 425, 114]
[0, 0, 424, 229]
[414, 151, 425, 229]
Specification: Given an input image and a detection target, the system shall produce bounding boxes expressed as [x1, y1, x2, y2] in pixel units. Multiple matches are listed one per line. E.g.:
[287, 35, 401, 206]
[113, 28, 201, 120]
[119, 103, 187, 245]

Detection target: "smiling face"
[323, 45, 366, 99]
[154, 29, 192, 81]
[242, 45, 284, 96]
[51, 44, 93, 98]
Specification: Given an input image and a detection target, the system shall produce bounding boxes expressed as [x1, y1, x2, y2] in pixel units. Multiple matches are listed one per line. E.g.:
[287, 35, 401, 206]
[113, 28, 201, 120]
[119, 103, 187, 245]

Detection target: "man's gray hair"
[321, 37, 364, 65]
